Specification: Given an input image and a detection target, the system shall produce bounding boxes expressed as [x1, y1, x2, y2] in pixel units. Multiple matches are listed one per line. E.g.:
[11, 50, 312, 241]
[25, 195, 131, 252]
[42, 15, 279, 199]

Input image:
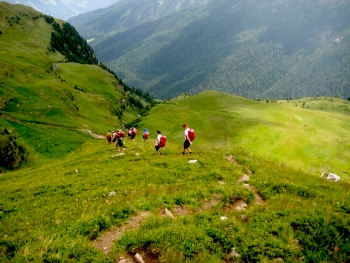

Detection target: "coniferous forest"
[70, 0, 350, 100]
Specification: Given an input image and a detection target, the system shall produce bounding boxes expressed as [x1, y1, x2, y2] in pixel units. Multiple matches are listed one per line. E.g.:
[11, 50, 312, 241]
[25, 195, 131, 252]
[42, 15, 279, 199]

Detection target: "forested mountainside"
[0, 2, 155, 169]
[68, 0, 214, 39]
[70, 0, 350, 100]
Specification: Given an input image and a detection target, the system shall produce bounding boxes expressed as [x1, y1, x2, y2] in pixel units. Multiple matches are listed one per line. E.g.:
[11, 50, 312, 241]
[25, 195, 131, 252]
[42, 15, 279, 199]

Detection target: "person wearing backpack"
[182, 123, 192, 155]
[154, 130, 163, 155]
[143, 128, 149, 141]
[111, 131, 118, 143]
[116, 129, 124, 151]
[106, 131, 112, 144]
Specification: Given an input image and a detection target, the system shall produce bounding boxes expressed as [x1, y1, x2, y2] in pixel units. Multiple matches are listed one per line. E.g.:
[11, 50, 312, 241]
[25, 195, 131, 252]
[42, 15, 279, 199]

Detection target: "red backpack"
[120, 131, 125, 138]
[106, 133, 111, 140]
[159, 136, 167, 147]
[144, 133, 149, 139]
[188, 129, 195, 141]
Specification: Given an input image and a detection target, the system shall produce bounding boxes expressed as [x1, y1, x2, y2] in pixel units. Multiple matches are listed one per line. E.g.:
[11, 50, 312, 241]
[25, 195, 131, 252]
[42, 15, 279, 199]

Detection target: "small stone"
[134, 253, 145, 263]
[229, 247, 241, 258]
[237, 174, 250, 182]
[164, 208, 174, 218]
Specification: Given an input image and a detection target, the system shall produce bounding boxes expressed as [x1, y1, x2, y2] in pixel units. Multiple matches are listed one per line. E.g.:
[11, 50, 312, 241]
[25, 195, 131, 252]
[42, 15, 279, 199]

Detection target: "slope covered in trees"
[71, 0, 350, 100]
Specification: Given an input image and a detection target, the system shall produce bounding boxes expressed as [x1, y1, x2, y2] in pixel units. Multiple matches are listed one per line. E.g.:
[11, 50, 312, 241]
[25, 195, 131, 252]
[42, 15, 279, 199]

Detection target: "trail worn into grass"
[92, 166, 264, 259]
[92, 211, 151, 255]
[2, 113, 104, 139]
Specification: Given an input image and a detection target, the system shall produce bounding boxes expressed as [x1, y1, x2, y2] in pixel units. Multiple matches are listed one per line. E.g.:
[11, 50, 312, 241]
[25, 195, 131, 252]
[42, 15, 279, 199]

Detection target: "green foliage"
[43, 15, 54, 24]
[75, 0, 350, 100]
[0, 2, 156, 167]
[0, 3, 349, 262]
[0, 124, 28, 170]
[291, 212, 350, 262]
[50, 22, 98, 65]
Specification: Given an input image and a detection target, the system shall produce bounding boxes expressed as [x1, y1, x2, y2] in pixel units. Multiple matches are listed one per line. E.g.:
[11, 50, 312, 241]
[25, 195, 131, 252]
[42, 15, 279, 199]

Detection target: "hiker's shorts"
[184, 139, 191, 149]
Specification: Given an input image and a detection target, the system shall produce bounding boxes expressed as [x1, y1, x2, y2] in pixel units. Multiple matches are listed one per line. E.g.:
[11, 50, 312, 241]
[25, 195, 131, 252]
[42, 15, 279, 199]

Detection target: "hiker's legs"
[183, 140, 192, 154]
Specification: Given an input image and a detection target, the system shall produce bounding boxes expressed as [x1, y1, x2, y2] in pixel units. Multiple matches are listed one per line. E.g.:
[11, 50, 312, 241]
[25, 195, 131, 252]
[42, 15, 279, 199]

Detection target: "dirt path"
[2, 114, 104, 139]
[92, 211, 151, 255]
[243, 183, 265, 205]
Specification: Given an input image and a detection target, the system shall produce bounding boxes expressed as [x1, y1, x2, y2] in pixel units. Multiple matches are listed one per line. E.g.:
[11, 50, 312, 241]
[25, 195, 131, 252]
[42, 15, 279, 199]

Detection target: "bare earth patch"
[92, 211, 151, 255]
[243, 183, 265, 205]
[80, 129, 105, 139]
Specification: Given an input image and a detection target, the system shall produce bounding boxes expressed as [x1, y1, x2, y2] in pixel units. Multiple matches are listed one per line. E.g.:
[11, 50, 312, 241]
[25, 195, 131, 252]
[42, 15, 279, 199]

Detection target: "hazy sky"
[6, 0, 120, 19]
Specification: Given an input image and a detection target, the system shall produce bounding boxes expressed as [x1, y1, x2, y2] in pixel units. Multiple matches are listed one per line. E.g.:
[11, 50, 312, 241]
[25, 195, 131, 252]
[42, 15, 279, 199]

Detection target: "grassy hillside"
[80, 0, 350, 100]
[0, 2, 154, 168]
[0, 125, 349, 262]
[1, 3, 349, 262]
[140, 91, 350, 180]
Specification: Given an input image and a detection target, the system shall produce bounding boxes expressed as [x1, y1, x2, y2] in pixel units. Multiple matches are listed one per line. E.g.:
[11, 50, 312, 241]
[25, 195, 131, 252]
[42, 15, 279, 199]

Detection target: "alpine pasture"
[1, 2, 350, 263]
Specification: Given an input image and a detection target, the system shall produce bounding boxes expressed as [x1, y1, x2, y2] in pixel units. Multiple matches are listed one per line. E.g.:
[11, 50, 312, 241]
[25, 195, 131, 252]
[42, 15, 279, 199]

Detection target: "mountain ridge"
[0, 2, 155, 169]
[70, 0, 350, 100]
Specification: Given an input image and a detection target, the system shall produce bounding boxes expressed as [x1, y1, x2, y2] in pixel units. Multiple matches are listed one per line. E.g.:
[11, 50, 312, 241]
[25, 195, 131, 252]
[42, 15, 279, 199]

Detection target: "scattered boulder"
[228, 247, 241, 258]
[238, 174, 250, 182]
[233, 200, 248, 211]
[226, 155, 235, 162]
[164, 208, 174, 218]
[134, 253, 145, 263]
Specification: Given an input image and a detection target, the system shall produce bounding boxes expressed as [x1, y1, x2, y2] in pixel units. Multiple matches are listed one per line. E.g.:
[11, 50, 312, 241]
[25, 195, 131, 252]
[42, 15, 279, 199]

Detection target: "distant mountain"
[70, 0, 350, 100]
[68, 0, 214, 39]
[3, 0, 120, 20]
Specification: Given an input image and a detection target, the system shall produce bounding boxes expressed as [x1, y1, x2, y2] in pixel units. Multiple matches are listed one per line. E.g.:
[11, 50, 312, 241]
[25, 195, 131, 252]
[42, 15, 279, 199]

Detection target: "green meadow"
[141, 91, 350, 180]
[1, 91, 350, 262]
[1, 2, 350, 262]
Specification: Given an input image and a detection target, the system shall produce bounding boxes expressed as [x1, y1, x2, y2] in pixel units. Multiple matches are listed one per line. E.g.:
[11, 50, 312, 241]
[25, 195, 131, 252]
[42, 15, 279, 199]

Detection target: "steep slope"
[68, 0, 214, 40]
[73, 0, 350, 100]
[0, 95, 349, 262]
[0, 2, 154, 169]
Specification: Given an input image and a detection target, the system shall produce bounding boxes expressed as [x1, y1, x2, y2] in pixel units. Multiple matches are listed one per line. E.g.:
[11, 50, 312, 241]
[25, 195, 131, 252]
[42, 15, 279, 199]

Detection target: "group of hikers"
[106, 123, 195, 155]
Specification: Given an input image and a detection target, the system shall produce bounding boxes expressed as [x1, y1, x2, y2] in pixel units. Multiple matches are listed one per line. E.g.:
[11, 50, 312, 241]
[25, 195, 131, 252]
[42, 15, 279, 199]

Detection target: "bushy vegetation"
[0, 124, 28, 170]
[48, 17, 98, 65]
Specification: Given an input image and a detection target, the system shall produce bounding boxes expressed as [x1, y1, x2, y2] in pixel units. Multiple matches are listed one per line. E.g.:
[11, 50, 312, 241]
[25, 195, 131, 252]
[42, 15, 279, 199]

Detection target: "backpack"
[120, 131, 125, 138]
[106, 133, 111, 140]
[144, 133, 149, 139]
[188, 129, 195, 141]
[159, 135, 167, 147]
